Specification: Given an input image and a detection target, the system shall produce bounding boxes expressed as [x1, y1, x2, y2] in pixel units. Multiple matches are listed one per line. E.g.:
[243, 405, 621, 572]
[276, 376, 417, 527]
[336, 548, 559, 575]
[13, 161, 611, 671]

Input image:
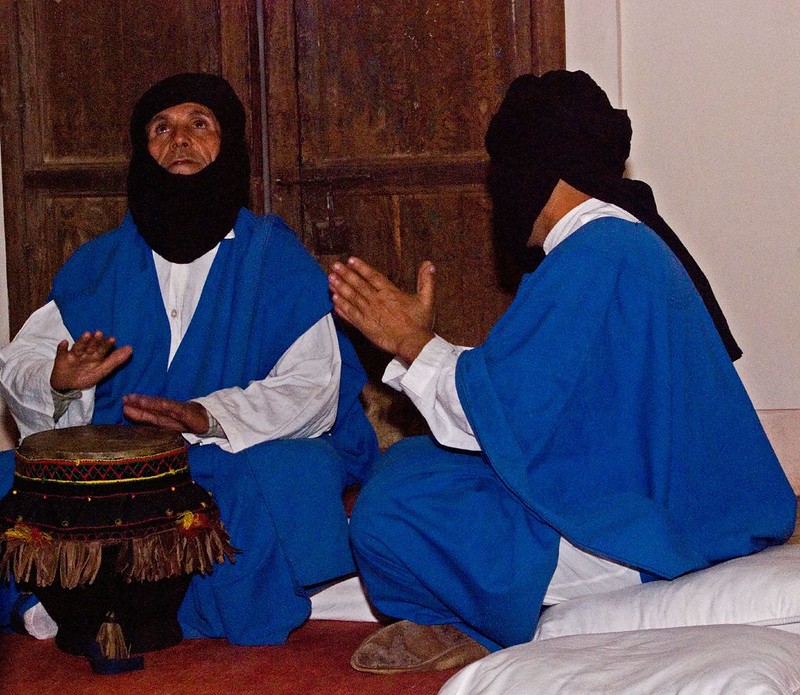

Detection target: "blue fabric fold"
[456, 217, 795, 580]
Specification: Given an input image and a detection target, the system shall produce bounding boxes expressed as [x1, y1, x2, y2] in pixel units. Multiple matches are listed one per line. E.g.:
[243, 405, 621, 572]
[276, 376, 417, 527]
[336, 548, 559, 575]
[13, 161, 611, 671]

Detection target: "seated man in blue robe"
[327, 69, 797, 673]
[0, 72, 378, 646]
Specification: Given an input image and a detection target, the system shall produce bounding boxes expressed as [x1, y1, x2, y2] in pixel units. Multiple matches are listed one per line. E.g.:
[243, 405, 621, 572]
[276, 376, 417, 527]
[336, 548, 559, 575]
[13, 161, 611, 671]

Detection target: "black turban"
[127, 72, 251, 263]
[486, 70, 741, 361]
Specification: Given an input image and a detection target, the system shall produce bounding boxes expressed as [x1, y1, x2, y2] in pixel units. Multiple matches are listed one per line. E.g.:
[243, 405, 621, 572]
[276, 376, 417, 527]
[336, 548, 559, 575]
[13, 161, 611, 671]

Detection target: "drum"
[0, 425, 236, 659]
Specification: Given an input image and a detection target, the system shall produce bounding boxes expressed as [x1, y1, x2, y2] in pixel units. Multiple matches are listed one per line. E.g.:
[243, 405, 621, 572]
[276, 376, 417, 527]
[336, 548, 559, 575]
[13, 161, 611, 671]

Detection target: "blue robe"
[350, 217, 796, 649]
[0, 209, 378, 644]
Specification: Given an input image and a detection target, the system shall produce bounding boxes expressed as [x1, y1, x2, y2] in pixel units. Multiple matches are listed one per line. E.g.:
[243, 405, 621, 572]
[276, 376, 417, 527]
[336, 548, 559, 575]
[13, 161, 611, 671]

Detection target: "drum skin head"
[17, 425, 186, 461]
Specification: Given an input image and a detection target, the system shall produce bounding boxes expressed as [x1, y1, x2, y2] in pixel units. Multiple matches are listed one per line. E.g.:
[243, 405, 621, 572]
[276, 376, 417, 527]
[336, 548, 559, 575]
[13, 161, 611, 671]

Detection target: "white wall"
[565, 0, 622, 107]
[565, 1, 800, 489]
[565, 0, 800, 411]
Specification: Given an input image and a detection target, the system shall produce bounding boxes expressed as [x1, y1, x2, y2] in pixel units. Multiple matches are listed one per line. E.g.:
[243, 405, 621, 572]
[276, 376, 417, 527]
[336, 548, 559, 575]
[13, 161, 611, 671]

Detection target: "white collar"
[542, 198, 639, 255]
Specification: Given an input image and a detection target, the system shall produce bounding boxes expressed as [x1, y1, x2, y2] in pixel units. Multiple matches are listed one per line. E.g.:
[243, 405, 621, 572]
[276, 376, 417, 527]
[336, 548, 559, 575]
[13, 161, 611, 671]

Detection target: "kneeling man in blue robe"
[0, 73, 378, 645]
[328, 69, 796, 673]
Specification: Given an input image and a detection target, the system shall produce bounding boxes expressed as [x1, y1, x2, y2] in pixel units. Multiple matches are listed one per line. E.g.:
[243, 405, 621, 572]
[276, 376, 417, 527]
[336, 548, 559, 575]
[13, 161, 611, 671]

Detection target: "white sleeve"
[190, 314, 341, 454]
[0, 301, 95, 440]
[382, 335, 480, 451]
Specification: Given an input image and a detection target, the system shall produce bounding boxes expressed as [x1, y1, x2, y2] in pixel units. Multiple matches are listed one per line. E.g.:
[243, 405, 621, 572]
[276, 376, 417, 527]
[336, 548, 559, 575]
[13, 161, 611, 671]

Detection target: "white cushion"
[535, 544, 800, 640]
[439, 625, 800, 695]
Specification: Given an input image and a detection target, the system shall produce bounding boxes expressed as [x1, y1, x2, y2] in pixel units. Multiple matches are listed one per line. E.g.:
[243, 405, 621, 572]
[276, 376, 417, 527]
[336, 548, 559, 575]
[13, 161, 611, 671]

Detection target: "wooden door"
[264, 1, 565, 445]
[0, 0, 261, 337]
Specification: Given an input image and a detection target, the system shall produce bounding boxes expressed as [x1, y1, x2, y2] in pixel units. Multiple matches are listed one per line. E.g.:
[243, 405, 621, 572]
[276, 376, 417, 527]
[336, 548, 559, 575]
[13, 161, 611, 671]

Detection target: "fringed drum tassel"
[117, 532, 183, 583]
[178, 511, 237, 576]
[113, 512, 237, 583]
[58, 539, 103, 589]
[2, 523, 57, 585]
[95, 611, 130, 660]
[1, 525, 107, 589]
[202, 525, 238, 568]
[119, 513, 237, 582]
[1, 540, 35, 584]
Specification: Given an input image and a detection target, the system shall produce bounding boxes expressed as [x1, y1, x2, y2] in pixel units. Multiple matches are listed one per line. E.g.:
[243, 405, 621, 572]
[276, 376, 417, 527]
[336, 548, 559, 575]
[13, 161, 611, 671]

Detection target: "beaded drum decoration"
[0, 425, 236, 589]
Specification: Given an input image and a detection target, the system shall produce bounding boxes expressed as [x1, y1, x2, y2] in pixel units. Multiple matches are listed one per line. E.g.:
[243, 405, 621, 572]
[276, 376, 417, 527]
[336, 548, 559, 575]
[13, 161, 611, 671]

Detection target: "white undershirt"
[153, 238, 220, 365]
[0, 232, 341, 453]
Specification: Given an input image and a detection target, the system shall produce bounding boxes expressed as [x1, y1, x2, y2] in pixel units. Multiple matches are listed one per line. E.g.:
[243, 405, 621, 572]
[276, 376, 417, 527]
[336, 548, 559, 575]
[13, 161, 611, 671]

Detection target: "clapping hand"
[329, 257, 436, 365]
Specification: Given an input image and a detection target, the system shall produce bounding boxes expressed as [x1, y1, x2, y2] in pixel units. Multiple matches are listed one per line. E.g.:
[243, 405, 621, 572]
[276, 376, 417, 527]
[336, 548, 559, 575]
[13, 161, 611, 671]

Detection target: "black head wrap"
[127, 73, 250, 263]
[485, 70, 741, 360]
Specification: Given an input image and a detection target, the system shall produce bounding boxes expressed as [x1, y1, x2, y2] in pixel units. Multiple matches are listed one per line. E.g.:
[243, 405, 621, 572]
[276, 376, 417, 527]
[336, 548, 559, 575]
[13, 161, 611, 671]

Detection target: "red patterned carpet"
[0, 620, 456, 694]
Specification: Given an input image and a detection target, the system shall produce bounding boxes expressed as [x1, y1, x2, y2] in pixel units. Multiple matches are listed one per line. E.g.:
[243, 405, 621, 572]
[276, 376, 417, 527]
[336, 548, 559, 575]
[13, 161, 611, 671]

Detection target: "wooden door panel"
[295, 0, 525, 164]
[311, 193, 402, 279]
[45, 195, 130, 265]
[398, 191, 507, 346]
[267, 0, 564, 445]
[308, 186, 505, 344]
[19, 193, 128, 301]
[267, 0, 564, 226]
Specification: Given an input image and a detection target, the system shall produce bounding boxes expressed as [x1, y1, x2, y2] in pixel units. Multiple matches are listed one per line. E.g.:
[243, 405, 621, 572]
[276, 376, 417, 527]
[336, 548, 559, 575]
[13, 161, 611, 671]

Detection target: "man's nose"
[170, 126, 191, 148]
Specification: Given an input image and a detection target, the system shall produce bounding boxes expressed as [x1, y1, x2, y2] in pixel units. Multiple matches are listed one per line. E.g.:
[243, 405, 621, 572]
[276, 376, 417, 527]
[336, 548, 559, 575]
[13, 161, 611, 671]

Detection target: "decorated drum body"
[0, 425, 235, 656]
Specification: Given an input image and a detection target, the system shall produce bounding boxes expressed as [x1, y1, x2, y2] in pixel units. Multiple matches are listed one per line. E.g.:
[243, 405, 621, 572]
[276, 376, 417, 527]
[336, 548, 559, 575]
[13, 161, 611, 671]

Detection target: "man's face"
[146, 102, 222, 175]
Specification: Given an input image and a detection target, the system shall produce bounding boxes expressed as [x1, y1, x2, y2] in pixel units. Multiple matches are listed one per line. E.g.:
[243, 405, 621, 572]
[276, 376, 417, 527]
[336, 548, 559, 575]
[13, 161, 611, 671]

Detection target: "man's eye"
[193, 119, 208, 128]
[152, 123, 169, 135]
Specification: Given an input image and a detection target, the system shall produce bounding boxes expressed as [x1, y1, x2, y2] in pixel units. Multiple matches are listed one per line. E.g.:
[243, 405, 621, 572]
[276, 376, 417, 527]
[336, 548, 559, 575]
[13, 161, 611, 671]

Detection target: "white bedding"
[439, 625, 800, 695]
[535, 543, 800, 639]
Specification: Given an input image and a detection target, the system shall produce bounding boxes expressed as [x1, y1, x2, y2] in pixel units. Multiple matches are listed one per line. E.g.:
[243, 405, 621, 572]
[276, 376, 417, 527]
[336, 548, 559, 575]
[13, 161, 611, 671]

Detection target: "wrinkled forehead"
[131, 73, 244, 145]
[146, 102, 221, 127]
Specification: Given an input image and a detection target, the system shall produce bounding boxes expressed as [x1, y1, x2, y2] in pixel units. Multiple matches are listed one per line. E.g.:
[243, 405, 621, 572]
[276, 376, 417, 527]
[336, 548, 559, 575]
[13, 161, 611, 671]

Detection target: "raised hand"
[329, 257, 436, 365]
[50, 331, 132, 392]
[122, 394, 211, 435]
